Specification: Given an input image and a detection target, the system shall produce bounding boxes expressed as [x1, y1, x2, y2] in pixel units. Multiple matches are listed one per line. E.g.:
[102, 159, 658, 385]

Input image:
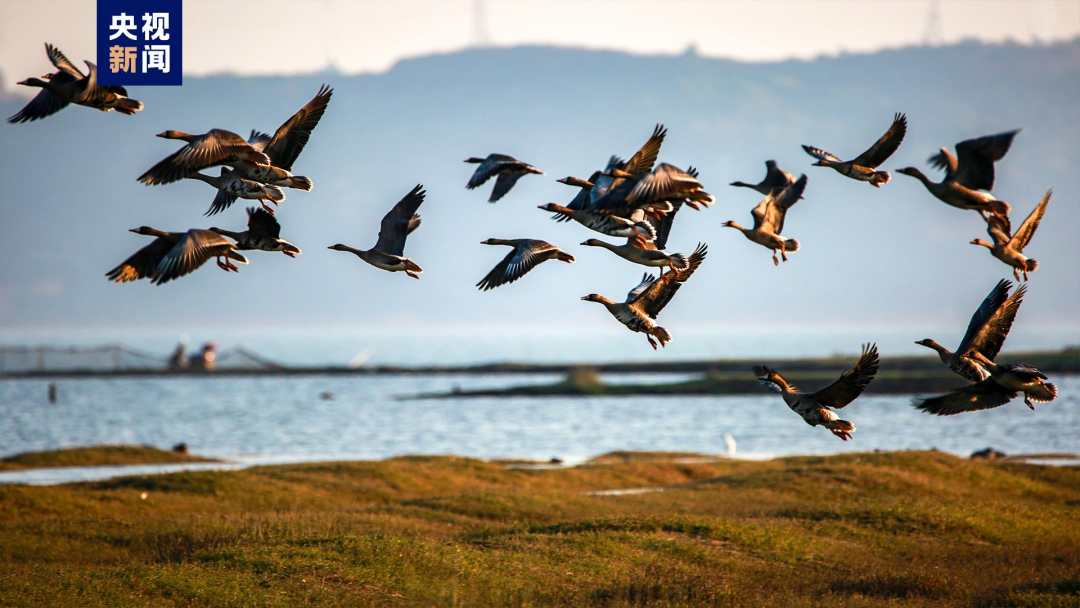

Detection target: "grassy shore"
[0, 445, 216, 471]
[1, 450, 1079, 606]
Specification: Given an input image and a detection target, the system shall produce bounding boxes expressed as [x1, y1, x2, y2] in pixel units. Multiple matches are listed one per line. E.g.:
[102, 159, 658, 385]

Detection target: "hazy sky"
[2, 0, 1079, 90]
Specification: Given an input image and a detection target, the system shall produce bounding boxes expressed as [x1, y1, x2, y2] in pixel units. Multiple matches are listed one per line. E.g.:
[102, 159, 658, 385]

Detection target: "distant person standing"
[189, 342, 217, 371]
[168, 343, 188, 370]
[47, 383, 57, 404]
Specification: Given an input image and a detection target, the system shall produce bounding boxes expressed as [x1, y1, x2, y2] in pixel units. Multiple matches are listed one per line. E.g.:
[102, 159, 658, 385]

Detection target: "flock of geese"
[10, 43, 1060, 441]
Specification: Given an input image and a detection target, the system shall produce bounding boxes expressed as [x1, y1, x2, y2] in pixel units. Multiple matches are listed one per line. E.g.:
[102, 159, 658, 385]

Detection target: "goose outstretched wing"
[851, 113, 907, 168]
[374, 184, 426, 256]
[139, 130, 270, 185]
[106, 236, 177, 283]
[247, 207, 282, 239]
[622, 124, 666, 177]
[630, 243, 707, 318]
[933, 130, 1019, 191]
[152, 229, 239, 285]
[263, 84, 333, 170]
[8, 72, 74, 123]
[476, 240, 566, 291]
[957, 280, 1025, 361]
[914, 379, 1016, 415]
[1008, 190, 1050, 252]
[809, 343, 879, 408]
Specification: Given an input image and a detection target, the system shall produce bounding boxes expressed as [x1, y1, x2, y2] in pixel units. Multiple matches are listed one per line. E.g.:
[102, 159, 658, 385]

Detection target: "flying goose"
[623, 163, 713, 211]
[328, 184, 426, 279]
[106, 227, 248, 285]
[581, 243, 707, 349]
[188, 170, 285, 215]
[600, 123, 667, 183]
[897, 130, 1018, 216]
[476, 239, 574, 291]
[754, 343, 879, 441]
[580, 209, 692, 271]
[730, 160, 795, 195]
[914, 354, 1056, 415]
[210, 207, 301, 258]
[538, 203, 657, 242]
[465, 154, 544, 203]
[208, 85, 332, 212]
[723, 174, 808, 265]
[9, 43, 143, 123]
[802, 113, 907, 187]
[562, 124, 668, 212]
[916, 279, 1026, 382]
[971, 190, 1050, 281]
[138, 129, 271, 186]
[580, 236, 691, 272]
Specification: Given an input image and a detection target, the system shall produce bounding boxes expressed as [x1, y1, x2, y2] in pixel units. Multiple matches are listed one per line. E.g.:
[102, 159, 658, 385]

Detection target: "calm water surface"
[2, 374, 1077, 465]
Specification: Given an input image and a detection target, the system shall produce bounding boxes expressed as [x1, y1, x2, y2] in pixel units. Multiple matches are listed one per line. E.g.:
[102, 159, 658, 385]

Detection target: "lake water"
[1, 373, 1077, 469]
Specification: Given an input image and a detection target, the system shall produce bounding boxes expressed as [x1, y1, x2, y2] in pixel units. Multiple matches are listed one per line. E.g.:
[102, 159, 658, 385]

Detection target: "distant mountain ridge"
[1, 41, 1077, 341]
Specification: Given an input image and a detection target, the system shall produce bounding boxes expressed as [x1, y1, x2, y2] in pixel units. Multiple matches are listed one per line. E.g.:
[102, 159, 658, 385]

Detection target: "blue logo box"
[96, 0, 182, 86]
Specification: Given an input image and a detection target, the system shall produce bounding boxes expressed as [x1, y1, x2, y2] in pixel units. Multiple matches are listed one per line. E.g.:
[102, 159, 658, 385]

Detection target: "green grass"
[1, 450, 1079, 606]
[0, 445, 216, 471]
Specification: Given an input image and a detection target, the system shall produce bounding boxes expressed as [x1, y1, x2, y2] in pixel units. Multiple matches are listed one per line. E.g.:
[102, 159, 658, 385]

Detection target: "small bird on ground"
[970, 190, 1050, 281]
[916, 279, 1026, 382]
[106, 227, 247, 285]
[465, 154, 544, 203]
[581, 243, 707, 349]
[328, 184, 426, 279]
[9, 43, 142, 123]
[802, 113, 907, 187]
[476, 239, 574, 290]
[723, 174, 808, 265]
[210, 207, 301, 258]
[754, 343, 880, 441]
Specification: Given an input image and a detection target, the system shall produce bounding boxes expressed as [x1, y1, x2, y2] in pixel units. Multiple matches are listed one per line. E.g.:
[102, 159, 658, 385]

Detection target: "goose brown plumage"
[916, 279, 1026, 382]
[580, 243, 707, 349]
[897, 130, 1018, 216]
[138, 129, 271, 186]
[914, 355, 1056, 415]
[538, 203, 657, 242]
[465, 154, 544, 203]
[580, 209, 692, 271]
[723, 174, 807, 265]
[9, 43, 143, 123]
[730, 160, 795, 195]
[209, 85, 332, 212]
[755, 344, 879, 441]
[106, 227, 248, 285]
[210, 207, 301, 258]
[802, 113, 906, 187]
[970, 190, 1050, 281]
[328, 184, 426, 279]
[189, 169, 285, 216]
[476, 239, 573, 291]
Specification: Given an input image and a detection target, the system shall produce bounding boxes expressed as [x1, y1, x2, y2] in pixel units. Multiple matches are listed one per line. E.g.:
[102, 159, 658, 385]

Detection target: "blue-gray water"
[2, 374, 1077, 467]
